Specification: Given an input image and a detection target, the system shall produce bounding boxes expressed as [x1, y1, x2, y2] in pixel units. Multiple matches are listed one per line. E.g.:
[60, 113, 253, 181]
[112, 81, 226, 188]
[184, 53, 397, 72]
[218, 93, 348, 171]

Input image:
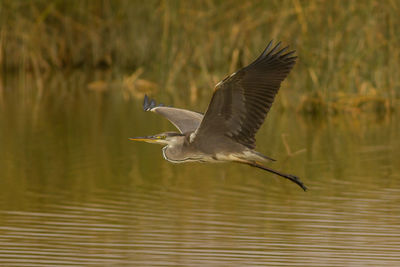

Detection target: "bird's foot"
[285, 174, 307, 191]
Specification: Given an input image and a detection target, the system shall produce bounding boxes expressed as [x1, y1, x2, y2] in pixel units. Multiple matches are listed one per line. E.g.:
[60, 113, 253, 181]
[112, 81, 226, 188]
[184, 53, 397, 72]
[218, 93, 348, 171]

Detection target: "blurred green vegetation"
[0, 0, 399, 114]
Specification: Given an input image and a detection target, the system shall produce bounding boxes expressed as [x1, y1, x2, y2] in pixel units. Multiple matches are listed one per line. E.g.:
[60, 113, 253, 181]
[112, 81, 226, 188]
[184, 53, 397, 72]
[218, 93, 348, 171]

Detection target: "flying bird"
[130, 41, 307, 191]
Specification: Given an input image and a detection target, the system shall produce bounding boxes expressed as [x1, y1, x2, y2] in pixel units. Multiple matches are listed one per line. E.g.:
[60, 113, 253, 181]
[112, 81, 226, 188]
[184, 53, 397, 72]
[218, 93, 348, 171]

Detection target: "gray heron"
[130, 41, 307, 191]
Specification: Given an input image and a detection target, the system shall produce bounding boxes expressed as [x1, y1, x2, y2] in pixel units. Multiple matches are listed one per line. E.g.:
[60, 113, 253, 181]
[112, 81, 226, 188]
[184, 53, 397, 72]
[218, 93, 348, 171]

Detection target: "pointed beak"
[129, 136, 158, 143]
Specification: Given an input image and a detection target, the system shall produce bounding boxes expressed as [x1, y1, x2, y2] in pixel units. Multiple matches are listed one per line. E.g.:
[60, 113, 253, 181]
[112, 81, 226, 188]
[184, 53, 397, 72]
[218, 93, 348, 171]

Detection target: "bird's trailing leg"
[248, 162, 307, 191]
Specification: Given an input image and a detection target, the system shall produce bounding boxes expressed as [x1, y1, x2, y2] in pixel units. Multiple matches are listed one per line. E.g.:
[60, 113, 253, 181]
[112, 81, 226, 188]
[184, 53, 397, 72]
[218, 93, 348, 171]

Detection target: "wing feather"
[143, 95, 203, 134]
[193, 41, 296, 149]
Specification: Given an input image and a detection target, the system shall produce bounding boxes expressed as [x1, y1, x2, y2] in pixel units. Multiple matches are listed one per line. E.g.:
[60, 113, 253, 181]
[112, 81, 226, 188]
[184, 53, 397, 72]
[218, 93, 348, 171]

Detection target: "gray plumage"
[143, 95, 203, 133]
[131, 41, 306, 191]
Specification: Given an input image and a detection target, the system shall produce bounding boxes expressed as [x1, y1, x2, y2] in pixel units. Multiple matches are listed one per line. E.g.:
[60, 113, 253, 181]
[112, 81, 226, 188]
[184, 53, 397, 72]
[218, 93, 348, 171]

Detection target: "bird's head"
[129, 132, 183, 145]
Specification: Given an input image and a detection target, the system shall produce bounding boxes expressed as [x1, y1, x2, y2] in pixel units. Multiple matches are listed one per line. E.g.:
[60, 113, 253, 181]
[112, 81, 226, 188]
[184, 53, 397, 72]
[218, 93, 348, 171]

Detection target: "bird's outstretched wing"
[193, 41, 296, 149]
[143, 95, 204, 134]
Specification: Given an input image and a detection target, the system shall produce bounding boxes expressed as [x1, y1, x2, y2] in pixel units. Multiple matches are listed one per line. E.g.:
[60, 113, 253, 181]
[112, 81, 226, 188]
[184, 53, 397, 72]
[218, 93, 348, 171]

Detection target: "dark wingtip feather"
[251, 41, 297, 67]
[275, 46, 289, 57]
[252, 40, 273, 66]
[261, 40, 273, 58]
[143, 94, 150, 111]
[143, 95, 158, 111]
[143, 95, 171, 111]
[149, 99, 156, 109]
[266, 41, 281, 57]
[286, 56, 297, 62]
[281, 50, 296, 60]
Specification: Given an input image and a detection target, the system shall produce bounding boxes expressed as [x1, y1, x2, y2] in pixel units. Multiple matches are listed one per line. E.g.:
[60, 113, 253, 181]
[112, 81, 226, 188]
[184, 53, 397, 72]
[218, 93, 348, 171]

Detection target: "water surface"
[0, 73, 399, 266]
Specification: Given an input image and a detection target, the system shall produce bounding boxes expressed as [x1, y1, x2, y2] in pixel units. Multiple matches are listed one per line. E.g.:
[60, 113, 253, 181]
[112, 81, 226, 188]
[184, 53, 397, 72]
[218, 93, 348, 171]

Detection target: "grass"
[1, 0, 400, 114]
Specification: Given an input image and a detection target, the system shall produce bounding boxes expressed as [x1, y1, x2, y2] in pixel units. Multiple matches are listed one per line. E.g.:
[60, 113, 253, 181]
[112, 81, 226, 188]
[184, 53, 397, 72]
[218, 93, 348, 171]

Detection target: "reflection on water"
[1, 73, 400, 266]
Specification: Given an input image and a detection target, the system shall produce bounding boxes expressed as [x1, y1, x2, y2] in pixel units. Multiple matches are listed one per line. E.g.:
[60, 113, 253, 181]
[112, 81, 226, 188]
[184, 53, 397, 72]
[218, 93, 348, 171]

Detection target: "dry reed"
[1, 0, 399, 114]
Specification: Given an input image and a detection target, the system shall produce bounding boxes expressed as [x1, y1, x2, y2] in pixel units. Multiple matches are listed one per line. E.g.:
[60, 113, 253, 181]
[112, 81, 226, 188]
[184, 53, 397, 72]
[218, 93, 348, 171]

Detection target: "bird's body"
[161, 132, 265, 164]
[130, 41, 307, 191]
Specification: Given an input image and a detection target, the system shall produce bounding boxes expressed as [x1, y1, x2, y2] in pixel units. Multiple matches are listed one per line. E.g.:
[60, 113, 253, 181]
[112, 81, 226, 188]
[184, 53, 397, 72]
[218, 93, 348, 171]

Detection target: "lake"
[0, 72, 399, 266]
